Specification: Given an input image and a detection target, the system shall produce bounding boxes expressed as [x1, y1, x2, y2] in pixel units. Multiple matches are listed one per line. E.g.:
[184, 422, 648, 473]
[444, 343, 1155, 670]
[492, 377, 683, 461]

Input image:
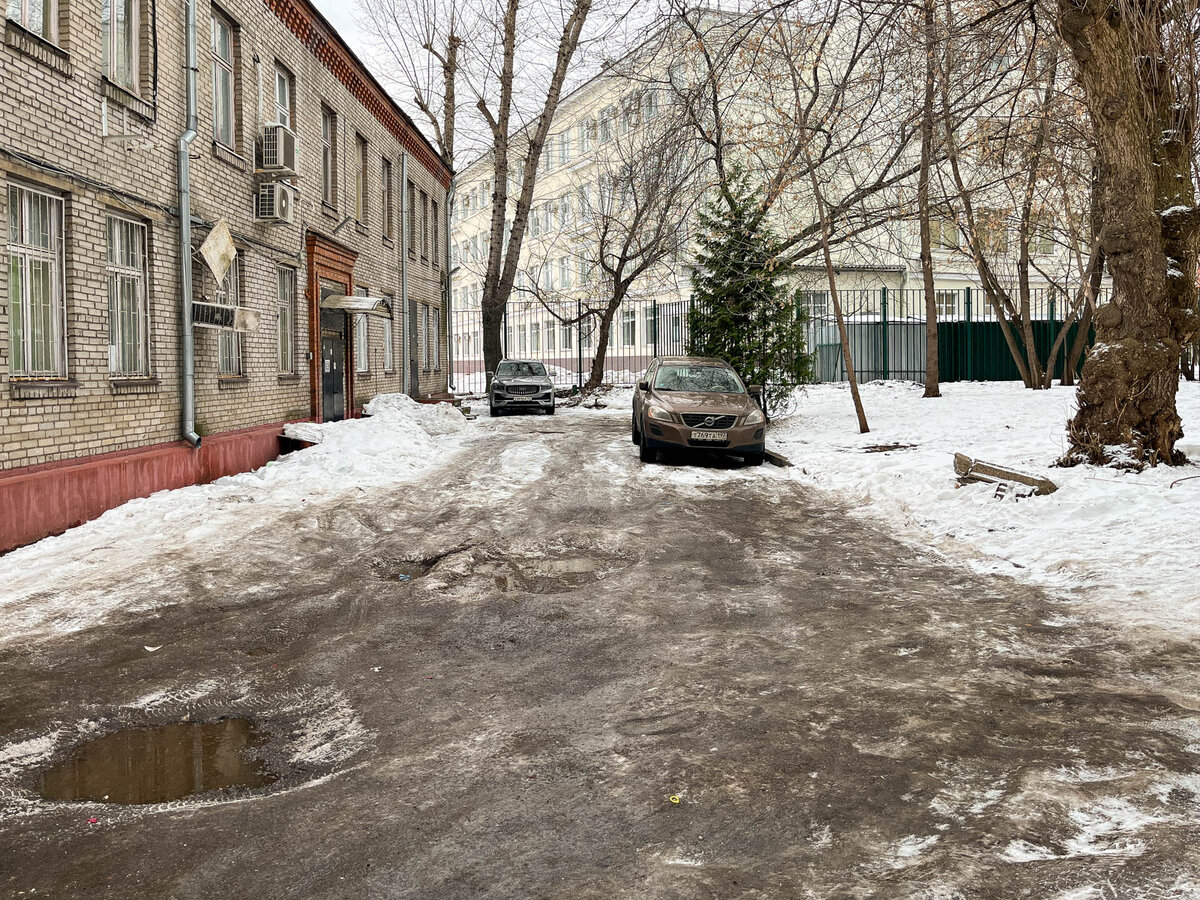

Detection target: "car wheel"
[489, 404, 499, 417]
[743, 452, 765, 467]
[639, 427, 657, 463]
[631, 412, 641, 443]
[547, 404, 555, 416]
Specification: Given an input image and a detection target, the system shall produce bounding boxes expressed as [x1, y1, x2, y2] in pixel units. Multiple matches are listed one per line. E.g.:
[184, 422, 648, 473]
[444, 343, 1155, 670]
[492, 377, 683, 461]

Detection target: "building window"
[558, 255, 570, 290]
[600, 106, 615, 143]
[420, 190, 429, 260]
[383, 304, 395, 371]
[7, 0, 57, 42]
[530, 321, 540, 352]
[106, 216, 149, 376]
[420, 304, 430, 370]
[407, 181, 416, 257]
[643, 306, 656, 345]
[102, 0, 139, 91]
[801, 290, 830, 318]
[215, 254, 241, 375]
[274, 64, 293, 128]
[935, 290, 957, 318]
[354, 135, 368, 223]
[432, 308, 441, 370]
[431, 200, 439, 266]
[277, 266, 295, 373]
[931, 218, 959, 250]
[622, 308, 636, 346]
[978, 209, 1009, 254]
[211, 11, 236, 148]
[545, 320, 555, 351]
[321, 107, 336, 206]
[561, 323, 572, 350]
[354, 286, 369, 372]
[7, 185, 65, 377]
[382, 158, 394, 240]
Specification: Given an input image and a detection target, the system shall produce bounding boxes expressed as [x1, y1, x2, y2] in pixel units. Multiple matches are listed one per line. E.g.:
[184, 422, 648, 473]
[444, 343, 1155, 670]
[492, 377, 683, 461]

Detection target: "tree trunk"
[918, 0, 940, 398]
[1058, 0, 1200, 466]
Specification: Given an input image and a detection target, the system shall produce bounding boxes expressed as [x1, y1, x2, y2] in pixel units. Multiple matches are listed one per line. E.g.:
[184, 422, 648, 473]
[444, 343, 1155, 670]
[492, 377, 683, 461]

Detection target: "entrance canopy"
[320, 295, 393, 318]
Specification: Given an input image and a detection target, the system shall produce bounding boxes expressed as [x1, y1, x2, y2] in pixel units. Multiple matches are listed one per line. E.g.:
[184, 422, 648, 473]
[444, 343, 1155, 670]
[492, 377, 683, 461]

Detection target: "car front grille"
[510, 385, 538, 394]
[681, 413, 737, 429]
[687, 438, 730, 448]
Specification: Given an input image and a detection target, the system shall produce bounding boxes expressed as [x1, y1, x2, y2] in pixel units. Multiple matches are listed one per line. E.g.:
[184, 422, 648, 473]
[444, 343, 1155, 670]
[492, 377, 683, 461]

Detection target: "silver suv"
[489, 360, 556, 416]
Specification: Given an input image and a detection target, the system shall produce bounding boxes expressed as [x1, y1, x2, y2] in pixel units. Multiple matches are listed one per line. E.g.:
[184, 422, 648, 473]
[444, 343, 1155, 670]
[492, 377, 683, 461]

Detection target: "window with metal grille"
[277, 266, 295, 373]
[622, 309, 636, 346]
[7, 184, 66, 377]
[214, 254, 241, 375]
[107, 215, 149, 376]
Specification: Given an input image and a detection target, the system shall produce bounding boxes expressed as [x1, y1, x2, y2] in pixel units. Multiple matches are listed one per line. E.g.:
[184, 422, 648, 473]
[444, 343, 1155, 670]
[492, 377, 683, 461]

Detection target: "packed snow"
[770, 380, 1200, 633]
[0, 394, 468, 644]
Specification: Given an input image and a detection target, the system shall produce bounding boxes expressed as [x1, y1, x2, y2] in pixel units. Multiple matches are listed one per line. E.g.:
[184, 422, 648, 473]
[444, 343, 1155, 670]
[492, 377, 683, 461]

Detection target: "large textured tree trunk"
[1058, 0, 1200, 466]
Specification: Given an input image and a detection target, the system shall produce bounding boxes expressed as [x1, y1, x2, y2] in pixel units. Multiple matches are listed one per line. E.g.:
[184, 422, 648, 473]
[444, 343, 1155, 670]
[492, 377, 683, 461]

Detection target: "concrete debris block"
[954, 453, 1058, 496]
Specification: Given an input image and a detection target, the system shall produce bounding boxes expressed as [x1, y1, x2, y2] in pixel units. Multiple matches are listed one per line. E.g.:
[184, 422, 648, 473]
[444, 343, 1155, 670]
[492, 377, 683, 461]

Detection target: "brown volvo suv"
[632, 357, 767, 465]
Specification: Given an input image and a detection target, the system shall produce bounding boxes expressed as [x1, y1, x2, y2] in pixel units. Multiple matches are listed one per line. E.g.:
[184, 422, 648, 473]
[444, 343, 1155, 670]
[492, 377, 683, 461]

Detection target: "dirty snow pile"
[0, 395, 468, 643]
[771, 380, 1200, 631]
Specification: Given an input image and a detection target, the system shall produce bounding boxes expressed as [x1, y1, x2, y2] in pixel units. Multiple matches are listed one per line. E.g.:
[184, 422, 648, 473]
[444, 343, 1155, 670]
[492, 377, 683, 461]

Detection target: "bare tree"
[1057, 0, 1200, 465]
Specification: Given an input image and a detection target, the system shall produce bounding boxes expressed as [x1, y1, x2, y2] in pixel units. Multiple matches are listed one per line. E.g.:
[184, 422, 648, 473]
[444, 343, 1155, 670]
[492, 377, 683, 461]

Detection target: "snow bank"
[771, 380, 1200, 632]
[0, 395, 469, 644]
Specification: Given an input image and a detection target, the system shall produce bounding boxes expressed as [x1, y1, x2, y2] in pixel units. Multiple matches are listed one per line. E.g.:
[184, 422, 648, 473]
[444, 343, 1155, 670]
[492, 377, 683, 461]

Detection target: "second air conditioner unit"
[255, 182, 294, 224]
[260, 123, 297, 174]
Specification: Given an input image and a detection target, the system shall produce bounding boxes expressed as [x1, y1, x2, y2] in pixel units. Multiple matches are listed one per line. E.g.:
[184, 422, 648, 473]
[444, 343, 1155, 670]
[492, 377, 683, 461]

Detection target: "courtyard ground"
[1, 389, 1199, 898]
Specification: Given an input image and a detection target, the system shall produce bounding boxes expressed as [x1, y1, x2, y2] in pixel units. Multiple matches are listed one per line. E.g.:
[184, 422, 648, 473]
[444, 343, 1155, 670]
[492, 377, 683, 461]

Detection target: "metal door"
[321, 308, 346, 422]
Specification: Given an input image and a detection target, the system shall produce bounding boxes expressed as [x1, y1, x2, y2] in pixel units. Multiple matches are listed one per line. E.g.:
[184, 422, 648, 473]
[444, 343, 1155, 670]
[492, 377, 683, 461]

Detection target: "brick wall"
[0, 0, 451, 473]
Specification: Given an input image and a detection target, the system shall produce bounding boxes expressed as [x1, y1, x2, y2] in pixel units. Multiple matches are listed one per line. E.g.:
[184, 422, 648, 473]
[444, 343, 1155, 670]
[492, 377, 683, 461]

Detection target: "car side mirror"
[748, 384, 764, 405]
[486, 371, 495, 379]
[637, 380, 649, 392]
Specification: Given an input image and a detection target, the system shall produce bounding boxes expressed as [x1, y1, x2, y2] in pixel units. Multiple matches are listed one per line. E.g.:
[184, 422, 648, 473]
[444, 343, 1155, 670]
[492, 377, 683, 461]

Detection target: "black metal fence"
[450, 287, 1100, 392]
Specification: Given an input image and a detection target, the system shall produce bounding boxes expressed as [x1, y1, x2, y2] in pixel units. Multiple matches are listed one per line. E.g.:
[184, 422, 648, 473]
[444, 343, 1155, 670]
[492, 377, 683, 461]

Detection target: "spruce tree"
[688, 171, 811, 413]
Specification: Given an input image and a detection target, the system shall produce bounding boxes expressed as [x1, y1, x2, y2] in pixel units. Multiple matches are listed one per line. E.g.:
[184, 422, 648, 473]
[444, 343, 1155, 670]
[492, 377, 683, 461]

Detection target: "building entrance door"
[320, 280, 348, 422]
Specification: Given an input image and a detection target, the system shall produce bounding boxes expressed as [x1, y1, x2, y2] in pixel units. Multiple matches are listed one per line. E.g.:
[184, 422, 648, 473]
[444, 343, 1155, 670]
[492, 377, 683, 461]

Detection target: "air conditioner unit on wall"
[255, 182, 294, 224]
[259, 123, 297, 174]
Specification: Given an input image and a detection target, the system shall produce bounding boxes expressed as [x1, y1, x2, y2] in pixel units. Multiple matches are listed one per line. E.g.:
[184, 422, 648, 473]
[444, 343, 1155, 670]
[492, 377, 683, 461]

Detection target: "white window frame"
[274, 63, 292, 128]
[7, 184, 66, 378]
[622, 308, 636, 347]
[432, 308, 440, 370]
[277, 265, 295, 373]
[8, 0, 57, 42]
[211, 11, 235, 148]
[102, 0, 140, 91]
[354, 315, 369, 373]
[421, 304, 431, 370]
[215, 254, 241, 376]
[935, 290, 958, 318]
[106, 215, 150, 376]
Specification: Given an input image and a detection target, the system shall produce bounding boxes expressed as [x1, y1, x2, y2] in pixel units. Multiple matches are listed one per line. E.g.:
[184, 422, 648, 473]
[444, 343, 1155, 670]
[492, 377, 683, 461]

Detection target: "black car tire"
[743, 452, 765, 467]
[490, 404, 500, 417]
[639, 426, 657, 463]
[547, 405, 556, 416]
[631, 412, 641, 444]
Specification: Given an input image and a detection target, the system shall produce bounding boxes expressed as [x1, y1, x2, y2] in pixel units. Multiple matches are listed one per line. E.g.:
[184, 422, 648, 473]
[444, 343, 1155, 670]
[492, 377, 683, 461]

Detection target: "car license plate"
[691, 430, 724, 441]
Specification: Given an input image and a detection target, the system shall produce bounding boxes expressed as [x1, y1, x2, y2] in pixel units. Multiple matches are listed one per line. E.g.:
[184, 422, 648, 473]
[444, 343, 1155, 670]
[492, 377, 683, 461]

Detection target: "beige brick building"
[0, 0, 452, 551]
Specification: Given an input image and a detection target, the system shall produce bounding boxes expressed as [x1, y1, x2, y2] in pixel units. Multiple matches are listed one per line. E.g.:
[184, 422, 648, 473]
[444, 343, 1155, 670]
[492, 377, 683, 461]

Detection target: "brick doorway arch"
[306, 233, 358, 423]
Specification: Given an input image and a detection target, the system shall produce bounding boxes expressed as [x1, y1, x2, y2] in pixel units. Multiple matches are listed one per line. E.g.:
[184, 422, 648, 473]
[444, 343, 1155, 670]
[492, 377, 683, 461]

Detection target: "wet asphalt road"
[2, 408, 1200, 899]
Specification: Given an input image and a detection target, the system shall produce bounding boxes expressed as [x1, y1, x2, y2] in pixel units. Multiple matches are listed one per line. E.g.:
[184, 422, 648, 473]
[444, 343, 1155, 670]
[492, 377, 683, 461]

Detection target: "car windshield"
[653, 365, 744, 393]
[497, 362, 547, 378]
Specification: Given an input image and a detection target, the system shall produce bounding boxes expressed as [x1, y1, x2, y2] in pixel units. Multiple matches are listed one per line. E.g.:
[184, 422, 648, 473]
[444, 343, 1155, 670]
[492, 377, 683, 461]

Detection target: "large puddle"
[38, 718, 279, 805]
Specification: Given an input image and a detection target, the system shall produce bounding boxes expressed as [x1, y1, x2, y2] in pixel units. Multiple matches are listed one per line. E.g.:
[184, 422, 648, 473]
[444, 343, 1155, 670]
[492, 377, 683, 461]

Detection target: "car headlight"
[492, 382, 506, 392]
[744, 407, 765, 425]
[647, 405, 673, 422]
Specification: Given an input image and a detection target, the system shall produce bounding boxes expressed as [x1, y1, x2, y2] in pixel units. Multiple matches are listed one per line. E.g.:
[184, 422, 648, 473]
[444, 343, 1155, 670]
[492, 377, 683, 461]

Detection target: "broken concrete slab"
[954, 453, 1058, 496]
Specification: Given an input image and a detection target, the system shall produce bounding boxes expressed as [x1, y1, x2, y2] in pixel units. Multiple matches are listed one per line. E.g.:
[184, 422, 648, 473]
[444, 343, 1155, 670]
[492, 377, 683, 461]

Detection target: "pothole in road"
[480, 545, 634, 595]
[37, 718, 279, 805]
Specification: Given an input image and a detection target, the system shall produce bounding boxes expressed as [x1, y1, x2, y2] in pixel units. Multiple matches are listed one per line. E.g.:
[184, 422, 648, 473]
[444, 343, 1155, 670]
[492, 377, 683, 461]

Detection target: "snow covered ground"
[770, 380, 1200, 633]
[0, 394, 469, 644]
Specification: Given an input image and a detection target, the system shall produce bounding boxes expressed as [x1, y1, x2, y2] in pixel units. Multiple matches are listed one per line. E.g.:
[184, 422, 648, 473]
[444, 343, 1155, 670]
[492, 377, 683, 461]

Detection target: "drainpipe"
[178, 0, 201, 447]
[445, 173, 456, 391]
[400, 152, 410, 396]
